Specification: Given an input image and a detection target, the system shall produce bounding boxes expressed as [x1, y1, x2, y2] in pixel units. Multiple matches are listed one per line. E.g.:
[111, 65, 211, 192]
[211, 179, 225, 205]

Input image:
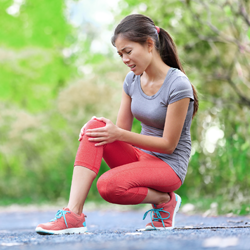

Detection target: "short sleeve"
[123, 71, 135, 96]
[169, 76, 194, 104]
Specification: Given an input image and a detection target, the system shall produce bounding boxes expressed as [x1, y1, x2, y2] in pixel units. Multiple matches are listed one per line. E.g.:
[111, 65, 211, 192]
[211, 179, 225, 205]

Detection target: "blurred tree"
[0, 0, 76, 203]
[0, 0, 126, 204]
[0, 0, 76, 111]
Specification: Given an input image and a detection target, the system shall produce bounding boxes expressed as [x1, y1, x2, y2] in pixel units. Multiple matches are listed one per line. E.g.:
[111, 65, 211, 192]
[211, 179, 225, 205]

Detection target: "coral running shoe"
[36, 208, 87, 235]
[143, 192, 181, 230]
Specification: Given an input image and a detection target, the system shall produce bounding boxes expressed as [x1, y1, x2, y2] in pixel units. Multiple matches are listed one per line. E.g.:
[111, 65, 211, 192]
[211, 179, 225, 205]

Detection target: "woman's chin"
[133, 69, 143, 76]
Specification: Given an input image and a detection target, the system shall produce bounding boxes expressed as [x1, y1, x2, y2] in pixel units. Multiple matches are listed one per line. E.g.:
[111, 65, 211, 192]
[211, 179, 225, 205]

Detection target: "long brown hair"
[111, 14, 198, 118]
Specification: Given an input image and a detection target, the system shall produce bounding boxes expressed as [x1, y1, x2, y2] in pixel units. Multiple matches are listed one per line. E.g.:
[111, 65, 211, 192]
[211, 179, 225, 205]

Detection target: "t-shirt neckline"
[137, 67, 174, 100]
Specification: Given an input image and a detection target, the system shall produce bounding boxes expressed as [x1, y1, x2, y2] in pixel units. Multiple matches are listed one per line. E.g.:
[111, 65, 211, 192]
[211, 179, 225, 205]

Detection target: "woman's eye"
[118, 50, 131, 58]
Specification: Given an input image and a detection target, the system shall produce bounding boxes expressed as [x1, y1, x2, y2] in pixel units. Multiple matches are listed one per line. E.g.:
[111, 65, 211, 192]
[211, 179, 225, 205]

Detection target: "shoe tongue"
[152, 203, 165, 209]
[63, 207, 70, 211]
[63, 207, 83, 217]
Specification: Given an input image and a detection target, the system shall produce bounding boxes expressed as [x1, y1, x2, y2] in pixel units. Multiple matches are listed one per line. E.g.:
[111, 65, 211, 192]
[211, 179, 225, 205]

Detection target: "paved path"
[0, 208, 250, 250]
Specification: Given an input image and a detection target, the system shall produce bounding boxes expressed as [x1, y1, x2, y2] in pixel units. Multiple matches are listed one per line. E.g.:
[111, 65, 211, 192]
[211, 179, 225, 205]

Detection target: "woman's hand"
[85, 117, 121, 146]
[78, 116, 97, 141]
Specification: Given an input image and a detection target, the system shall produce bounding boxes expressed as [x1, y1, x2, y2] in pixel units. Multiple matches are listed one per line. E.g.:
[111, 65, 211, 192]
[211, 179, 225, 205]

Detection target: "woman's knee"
[85, 118, 106, 130]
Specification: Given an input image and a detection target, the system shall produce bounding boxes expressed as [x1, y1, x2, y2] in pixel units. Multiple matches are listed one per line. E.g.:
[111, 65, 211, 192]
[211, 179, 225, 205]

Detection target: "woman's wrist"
[117, 127, 125, 141]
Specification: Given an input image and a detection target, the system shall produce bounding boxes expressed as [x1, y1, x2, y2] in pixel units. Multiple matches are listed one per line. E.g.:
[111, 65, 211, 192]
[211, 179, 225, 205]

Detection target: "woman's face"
[115, 35, 153, 75]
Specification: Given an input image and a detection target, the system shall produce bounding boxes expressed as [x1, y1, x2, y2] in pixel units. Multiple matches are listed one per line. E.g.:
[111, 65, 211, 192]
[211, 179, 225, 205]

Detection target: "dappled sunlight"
[204, 126, 224, 154]
[6, 0, 25, 17]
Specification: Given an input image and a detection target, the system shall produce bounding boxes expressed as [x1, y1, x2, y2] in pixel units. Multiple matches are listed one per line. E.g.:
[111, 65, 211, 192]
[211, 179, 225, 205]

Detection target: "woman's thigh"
[97, 158, 182, 204]
[103, 140, 139, 169]
[101, 158, 181, 192]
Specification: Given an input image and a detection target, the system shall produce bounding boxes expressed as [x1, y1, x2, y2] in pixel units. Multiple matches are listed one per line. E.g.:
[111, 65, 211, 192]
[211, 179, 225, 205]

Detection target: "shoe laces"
[143, 207, 170, 230]
[50, 209, 71, 228]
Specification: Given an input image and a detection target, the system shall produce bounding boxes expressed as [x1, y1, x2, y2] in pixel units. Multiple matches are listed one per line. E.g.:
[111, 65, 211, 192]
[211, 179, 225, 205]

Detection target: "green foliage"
[0, 0, 116, 204]
[0, 0, 71, 48]
[0, 0, 76, 112]
[0, 0, 249, 215]
[0, 0, 128, 202]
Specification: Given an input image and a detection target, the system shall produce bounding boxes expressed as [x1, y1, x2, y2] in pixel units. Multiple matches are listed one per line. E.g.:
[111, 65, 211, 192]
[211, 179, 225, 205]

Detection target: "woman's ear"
[147, 38, 154, 52]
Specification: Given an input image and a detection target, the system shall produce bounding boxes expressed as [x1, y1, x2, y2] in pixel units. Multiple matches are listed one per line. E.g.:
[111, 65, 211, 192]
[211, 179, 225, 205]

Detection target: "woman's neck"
[143, 53, 170, 83]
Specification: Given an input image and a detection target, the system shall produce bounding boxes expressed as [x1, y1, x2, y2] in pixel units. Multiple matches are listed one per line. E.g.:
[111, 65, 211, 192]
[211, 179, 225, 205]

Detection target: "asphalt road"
[0, 207, 250, 250]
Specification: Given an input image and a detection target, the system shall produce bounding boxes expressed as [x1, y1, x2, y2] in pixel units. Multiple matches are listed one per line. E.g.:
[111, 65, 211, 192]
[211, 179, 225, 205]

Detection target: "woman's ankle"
[67, 205, 83, 216]
[155, 193, 171, 205]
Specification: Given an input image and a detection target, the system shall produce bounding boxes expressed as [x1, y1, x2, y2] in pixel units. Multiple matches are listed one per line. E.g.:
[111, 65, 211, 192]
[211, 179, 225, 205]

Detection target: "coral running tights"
[74, 119, 181, 205]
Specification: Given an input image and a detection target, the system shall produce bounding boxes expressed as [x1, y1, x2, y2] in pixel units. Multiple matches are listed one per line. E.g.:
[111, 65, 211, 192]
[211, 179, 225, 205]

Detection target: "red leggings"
[74, 119, 181, 205]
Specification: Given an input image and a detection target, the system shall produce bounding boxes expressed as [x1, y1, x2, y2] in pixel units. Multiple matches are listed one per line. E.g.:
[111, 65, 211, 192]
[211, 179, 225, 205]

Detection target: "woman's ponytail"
[158, 28, 199, 118]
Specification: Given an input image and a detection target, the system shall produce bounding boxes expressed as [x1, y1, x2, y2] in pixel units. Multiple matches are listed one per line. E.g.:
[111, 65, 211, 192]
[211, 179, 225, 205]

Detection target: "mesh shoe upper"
[37, 208, 86, 231]
[144, 192, 179, 229]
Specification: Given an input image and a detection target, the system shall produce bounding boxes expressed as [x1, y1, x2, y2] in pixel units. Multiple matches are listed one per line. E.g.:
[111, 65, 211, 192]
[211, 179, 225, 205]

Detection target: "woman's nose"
[122, 55, 129, 64]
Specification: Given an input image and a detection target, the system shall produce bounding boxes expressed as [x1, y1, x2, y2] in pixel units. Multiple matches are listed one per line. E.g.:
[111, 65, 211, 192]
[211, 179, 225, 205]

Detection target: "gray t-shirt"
[123, 67, 194, 183]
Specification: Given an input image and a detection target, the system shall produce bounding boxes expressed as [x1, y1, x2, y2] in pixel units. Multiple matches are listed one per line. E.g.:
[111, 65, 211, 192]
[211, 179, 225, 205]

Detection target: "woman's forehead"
[115, 36, 140, 52]
[115, 38, 133, 51]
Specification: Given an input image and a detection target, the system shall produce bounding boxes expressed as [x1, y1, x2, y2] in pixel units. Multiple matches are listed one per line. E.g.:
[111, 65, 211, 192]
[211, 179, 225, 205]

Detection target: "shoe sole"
[143, 194, 182, 231]
[35, 226, 88, 235]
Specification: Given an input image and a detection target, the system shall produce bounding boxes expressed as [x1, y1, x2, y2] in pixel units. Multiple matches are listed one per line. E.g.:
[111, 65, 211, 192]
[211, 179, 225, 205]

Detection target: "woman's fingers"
[93, 116, 109, 123]
[78, 130, 83, 140]
[81, 125, 86, 135]
[94, 141, 107, 146]
[78, 116, 105, 141]
[86, 127, 106, 134]
[78, 116, 107, 141]
[86, 131, 108, 138]
[78, 124, 86, 141]
[79, 127, 84, 137]
[78, 116, 112, 143]
[88, 137, 107, 142]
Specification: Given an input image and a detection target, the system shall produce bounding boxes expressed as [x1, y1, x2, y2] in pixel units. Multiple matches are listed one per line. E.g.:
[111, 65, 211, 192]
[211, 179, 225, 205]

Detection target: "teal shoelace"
[143, 207, 170, 230]
[50, 210, 71, 228]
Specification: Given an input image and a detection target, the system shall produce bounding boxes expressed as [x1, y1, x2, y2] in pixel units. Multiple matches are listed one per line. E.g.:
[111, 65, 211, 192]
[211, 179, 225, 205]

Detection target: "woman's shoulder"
[167, 68, 194, 104]
[170, 68, 189, 81]
[123, 71, 137, 96]
[124, 71, 136, 86]
[168, 68, 191, 88]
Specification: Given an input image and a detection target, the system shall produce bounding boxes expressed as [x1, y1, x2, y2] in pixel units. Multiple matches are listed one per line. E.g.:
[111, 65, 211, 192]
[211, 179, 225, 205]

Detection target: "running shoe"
[36, 208, 87, 235]
[143, 192, 181, 230]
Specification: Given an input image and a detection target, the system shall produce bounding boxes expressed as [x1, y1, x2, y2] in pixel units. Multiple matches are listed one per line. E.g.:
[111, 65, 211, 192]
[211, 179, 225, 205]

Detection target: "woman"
[36, 14, 198, 235]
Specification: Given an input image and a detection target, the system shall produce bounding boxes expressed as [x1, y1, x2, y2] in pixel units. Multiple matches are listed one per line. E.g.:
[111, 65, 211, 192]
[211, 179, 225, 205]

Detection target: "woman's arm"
[118, 97, 190, 154]
[86, 97, 190, 154]
[116, 89, 134, 131]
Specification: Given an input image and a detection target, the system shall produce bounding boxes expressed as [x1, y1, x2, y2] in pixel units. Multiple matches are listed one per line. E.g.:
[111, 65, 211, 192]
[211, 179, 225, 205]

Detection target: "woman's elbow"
[162, 139, 176, 154]
[163, 148, 175, 154]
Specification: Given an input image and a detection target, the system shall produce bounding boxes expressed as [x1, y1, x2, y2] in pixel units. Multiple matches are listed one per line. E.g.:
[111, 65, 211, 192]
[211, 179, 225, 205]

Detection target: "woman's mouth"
[129, 65, 136, 71]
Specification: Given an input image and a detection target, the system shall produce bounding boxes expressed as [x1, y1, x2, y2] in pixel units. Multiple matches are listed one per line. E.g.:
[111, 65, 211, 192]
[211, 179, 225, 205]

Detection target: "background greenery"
[0, 0, 249, 215]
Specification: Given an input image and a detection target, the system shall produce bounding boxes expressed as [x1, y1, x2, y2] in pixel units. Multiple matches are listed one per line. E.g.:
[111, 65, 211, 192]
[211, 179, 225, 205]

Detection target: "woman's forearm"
[118, 128, 175, 154]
